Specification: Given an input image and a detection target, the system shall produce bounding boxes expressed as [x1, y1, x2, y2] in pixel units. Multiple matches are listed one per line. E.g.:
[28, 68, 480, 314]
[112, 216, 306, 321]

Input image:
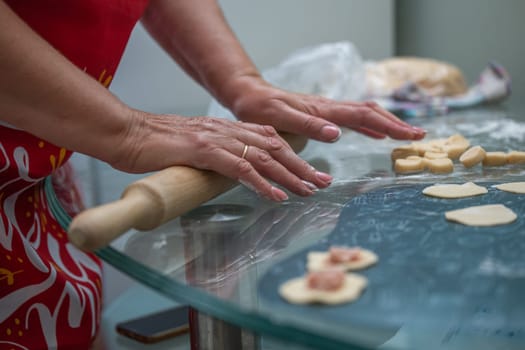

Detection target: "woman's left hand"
[228, 78, 426, 143]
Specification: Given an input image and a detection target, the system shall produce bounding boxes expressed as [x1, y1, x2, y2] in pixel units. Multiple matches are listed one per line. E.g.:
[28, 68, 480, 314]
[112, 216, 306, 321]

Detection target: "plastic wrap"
[207, 42, 510, 120]
[207, 41, 366, 119]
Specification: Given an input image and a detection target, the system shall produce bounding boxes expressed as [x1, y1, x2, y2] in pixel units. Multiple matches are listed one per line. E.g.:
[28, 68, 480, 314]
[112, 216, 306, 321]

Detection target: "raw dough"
[507, 151, 525, 164]
[423, 182, 488, 199]
[446, 134, 470, 146]
[307, 248, 378, 272]
[424, 151, 449, 160]
[494, 182, 525, 194]
[445, 204, 517, 226]
[391, 145, 419, 161]
[482, 152, 507, 166]
[443, 143, 469, 159]
[459, 145, 486, 168]
[407, 155, 424, 161]
[394, 158, 425, 174]
[426, 158, 454, 174]
[279, 273, 367, 305]
[366, 57, 468, 97]
[411, 142, 442, 156]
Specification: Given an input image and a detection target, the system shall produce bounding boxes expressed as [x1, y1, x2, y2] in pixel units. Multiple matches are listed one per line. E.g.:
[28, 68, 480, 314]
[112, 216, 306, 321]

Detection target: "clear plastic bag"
[207, 41, 366, 119]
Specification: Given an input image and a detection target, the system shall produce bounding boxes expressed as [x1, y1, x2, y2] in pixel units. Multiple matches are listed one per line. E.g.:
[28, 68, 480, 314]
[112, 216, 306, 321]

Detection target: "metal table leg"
[181, 204, 260, 350]
[189, 309, 260, 350]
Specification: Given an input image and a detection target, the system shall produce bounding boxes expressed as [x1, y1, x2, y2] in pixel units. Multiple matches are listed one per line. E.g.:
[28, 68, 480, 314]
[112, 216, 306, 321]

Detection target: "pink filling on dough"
[328, 246, 361, 264]
[306, 269, 345, 291]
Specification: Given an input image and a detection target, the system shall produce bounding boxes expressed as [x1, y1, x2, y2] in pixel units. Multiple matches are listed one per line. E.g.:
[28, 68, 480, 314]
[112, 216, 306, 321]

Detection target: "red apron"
[0, 1, 149, 348]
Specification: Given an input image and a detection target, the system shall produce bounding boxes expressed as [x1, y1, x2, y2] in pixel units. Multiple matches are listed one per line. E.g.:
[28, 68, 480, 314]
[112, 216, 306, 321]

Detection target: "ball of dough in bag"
[366, 57, 468, 97]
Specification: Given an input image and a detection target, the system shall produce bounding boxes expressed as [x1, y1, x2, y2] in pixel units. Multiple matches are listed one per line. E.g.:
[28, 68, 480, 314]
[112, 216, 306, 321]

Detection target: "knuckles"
[302, 115, 318, 131]
[261, 124, 278, 136]
[256, 149, 273, 164]
[266, 136, 285, 152]
[363, 101, 380, 109]
[235, 158, 254, 176]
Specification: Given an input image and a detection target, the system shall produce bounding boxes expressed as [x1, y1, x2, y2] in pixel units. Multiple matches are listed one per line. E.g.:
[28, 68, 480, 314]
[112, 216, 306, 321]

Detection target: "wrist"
[102, 107, 148, 171]
[215, 72, 267, 113]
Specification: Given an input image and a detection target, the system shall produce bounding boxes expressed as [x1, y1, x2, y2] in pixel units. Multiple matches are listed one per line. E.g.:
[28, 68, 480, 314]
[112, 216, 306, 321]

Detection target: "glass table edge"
[45, 176, 372, 350]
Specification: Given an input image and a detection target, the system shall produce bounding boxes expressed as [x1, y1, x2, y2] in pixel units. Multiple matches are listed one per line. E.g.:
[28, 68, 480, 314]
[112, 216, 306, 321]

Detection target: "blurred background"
[68, 0, 524, 320]
[396, 0, 524, 112]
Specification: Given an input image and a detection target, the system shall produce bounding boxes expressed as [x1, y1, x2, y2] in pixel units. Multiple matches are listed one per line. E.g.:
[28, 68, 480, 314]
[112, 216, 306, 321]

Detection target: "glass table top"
[97, 107, 525, 350]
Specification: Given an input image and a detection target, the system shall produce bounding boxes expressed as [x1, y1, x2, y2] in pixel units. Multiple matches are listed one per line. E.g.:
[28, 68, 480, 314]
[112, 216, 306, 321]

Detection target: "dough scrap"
[307, 249, 378, 272]
[411, 142, 442, 156]
[279, 273, 367, 305]
[494, 182, 525, 194]
[482, 152, 507, 166]
[446, 134, 470, 146]
[507, 151, 525, 164]
[394, 158, 425, 174]
[445, 204, 517, 226]
[459, 145, 486, 168]
[426, 158, 454, 174]
[423, 182, 487, 199]
[391, 145, 419, 161]
[424, 151, 449, 160]
[443, 143, 469, 159]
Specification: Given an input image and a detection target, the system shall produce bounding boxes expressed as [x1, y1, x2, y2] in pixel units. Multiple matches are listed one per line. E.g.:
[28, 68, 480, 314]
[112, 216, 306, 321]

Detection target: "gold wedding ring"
[241, 144, 249, 159]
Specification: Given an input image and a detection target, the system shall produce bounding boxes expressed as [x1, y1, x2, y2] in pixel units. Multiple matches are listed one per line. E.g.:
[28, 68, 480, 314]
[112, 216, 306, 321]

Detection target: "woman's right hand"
[109, 111, 332, 202]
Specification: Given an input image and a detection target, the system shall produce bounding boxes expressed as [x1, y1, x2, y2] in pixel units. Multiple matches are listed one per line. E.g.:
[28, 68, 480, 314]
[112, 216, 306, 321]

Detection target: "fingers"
[233, 87, 425, 143]
[252, 96, 425, 142]
[252, 101, 343, 143]
[231, 123, 332, 191]
[205, 145, 327, 202]
[350, 127, 387, 139]
[243, 144, 331, 197]
[321, 101, 426, 141]
[190, 120, 333, 202]
[234, 124, 332, 196]
[203, 148, 288, 201]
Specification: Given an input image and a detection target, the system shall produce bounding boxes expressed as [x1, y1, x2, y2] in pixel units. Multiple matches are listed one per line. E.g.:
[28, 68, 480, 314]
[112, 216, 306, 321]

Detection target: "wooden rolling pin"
[68, 133, 308, 251]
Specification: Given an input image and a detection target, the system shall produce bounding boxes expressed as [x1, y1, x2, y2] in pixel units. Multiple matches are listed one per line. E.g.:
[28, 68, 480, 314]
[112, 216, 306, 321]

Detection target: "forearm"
[140, 0, 426, 143]
[0, 1, 134, 165]
[141, 0, 263, 110]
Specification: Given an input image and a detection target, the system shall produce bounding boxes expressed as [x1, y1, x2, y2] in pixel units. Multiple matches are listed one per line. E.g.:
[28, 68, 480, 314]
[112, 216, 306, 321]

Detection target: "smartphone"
[116, 305, 190, 344]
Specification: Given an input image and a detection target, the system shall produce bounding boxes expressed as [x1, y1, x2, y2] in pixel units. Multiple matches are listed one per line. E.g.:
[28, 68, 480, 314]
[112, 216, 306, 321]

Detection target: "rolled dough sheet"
[279, 273, 367, 305]
[422, 182, 487, 199]
[307, 249, 378, 272]
[494, 182, 525, 194]
[445, 204, 517, 226]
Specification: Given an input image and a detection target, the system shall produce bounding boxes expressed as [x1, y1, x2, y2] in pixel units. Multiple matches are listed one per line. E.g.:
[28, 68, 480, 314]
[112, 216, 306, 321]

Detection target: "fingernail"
[321, 125, 341, 142]
[316, 171, 333, 183]
[302, 180, 319, 192]
[412, 126, 426, 133]
[272, 187, 289, 201]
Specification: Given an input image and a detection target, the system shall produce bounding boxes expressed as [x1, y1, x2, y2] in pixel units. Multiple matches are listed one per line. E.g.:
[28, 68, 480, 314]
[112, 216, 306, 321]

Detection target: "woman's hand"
[111, 112, 332, 202]
[228, 78, 426, 143]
